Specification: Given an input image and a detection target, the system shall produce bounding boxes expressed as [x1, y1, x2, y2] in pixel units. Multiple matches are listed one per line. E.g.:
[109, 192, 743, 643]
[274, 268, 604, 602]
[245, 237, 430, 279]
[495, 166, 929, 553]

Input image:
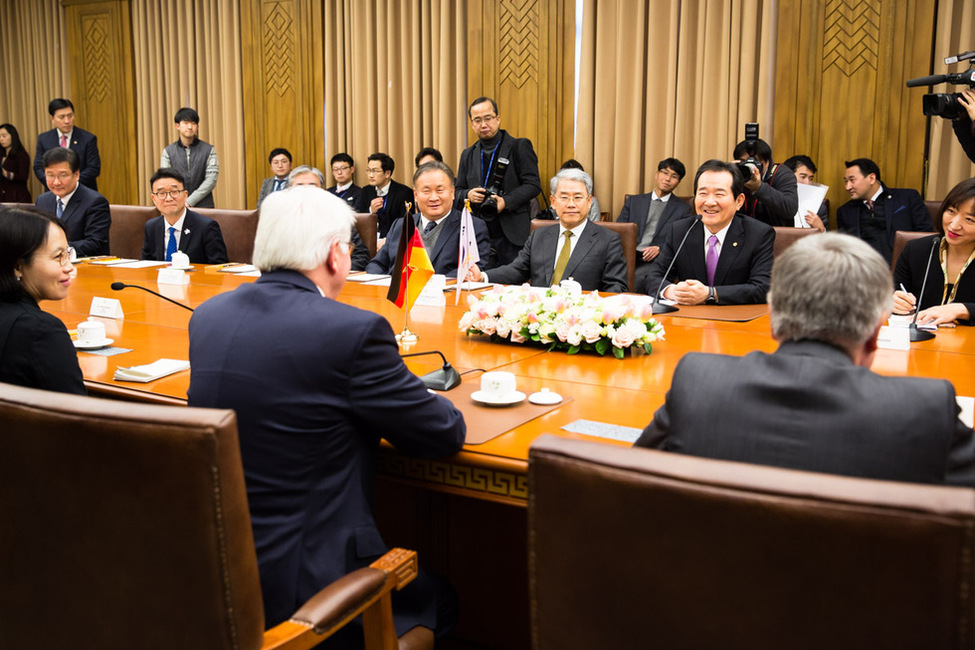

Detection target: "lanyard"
[939, 239, 975, 304]
[480, 133, 503, 187]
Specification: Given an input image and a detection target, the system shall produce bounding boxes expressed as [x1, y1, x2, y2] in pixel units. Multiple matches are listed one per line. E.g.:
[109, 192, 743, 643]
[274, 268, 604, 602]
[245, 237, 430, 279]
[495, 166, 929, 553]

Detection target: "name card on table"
[157, 268, 190, 285]
[413, 275, 447, 308]
[876, 325, 910, 351]
[89, 297, 124, 319]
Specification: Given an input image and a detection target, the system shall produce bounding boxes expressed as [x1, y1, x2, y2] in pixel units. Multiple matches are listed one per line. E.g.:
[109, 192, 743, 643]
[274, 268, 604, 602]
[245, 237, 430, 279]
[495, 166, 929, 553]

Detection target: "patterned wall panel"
[81, 14, 113, 102]
[498, 0, 539, 90]
[823, 0, 880, 76]
[261, 1, 295, 98]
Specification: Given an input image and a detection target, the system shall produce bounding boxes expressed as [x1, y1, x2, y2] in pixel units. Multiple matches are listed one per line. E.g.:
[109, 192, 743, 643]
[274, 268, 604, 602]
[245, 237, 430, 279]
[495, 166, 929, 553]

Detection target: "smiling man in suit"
[366, 161, 492, 277]
[141, 168, 228, 264]
[35, 148, 110, 257]
[33, 98, 100, 192]
[616, 157, 693, 289]
[643, 159, 774, 305]
[466, 168, 628, 292]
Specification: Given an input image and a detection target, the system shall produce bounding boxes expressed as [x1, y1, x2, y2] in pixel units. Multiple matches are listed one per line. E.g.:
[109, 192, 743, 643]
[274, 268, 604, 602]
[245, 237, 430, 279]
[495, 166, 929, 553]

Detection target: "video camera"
[736, 122, 761, 178]
[906, 50, 975, 119]
[477, 156, 510, 219]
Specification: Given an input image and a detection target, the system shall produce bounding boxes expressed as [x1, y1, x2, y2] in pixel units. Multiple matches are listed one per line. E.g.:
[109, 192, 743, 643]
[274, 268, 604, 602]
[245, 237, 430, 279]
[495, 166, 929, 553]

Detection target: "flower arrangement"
[459, 283, 665, 359]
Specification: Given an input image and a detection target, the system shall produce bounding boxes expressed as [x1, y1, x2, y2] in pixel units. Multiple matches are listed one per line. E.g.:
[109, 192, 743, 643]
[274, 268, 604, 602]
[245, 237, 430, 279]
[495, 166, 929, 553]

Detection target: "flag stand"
[396, 202, 418, 344]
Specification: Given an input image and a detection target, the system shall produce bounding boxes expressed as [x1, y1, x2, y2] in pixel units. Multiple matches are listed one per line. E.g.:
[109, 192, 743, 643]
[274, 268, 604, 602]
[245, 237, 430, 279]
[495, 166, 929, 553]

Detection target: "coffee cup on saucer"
[170, 251, 191, 269]
[76, 319, 106, 346]
[472, 371, 526, 406]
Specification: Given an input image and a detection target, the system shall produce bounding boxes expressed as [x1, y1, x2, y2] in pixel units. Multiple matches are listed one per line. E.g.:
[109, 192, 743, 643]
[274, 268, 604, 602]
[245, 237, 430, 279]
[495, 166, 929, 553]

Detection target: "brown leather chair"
[530, 219, 638, 292]
[925, 199, 942, 226]
[195, 207, 260, 263]
[529, 435, 975, 650]
[109, 204, 158, 258]
[892, 230, 933, 271]
[772, 226, 820, 258]
[355, 212, 379, 259]
[0, 382, 420, 650]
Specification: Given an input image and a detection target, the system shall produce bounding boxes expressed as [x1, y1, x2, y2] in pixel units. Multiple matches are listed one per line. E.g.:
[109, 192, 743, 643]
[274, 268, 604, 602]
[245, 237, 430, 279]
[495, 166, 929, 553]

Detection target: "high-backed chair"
[195, 207, 260, 263]
[0, 383, 418, 650]
[529, 435, 975, 650]
[109, 204, 158, 258]
[530, 219, 638, 292]
[355, 212, 379, 258]
[892, 230, 934, 271]
[925, 199, 942, 225]
[772, 226, 820, 258]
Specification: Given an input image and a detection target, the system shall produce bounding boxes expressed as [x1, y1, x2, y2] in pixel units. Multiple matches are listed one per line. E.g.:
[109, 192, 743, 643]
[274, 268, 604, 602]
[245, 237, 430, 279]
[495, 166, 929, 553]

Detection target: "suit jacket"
[487, 221, 629, 292]
[33, 127, 101, 191]
[257, 177, 288, 206]
[365, 209, 493, 278]
[836, 186, 933, 247]
[0, 294, 86, 395]
[894, 234, 975, 325]
[35, 184, 111, 257]
[0, 147, 32, 202]
[635, 340, 975, 486]
[140, 209, 229, 264]
[643, 215, 774, 304]
[454, 130, 543, 247]
[616, 193, 693, 248]
[327, 183, 363, 209]
[187, 270, 465, 634]
[354, 180, 413, 238]
[744, 162, 799, 227]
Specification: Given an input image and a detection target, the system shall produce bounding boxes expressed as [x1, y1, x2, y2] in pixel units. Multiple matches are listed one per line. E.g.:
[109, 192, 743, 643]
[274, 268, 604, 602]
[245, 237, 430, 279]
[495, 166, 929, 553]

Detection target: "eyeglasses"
[332, 165, 351, 173]
[366, 168, 385, 175]
[471, 114, 497, 126]
[54, 247, 76, 267]
[45, 172, 75, 182]
[553, 193, 589, 205]
[336, 240, 354, 255]
[152, 189, 187, 199]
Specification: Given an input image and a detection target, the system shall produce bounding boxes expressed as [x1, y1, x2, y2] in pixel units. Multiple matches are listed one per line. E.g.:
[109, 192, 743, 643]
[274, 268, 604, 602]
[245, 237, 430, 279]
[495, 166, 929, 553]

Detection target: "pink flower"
[612, 327, 635, 348]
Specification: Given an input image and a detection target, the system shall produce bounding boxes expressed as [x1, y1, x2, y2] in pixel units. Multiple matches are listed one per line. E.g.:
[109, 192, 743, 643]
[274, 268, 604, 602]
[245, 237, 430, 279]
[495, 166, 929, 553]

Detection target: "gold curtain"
[0, 0, 71, 200]
[577, 0, 776, 219]
[323, 0, 467, 189]
[926, 0, 975, 200]
[131, 0, 245, 208]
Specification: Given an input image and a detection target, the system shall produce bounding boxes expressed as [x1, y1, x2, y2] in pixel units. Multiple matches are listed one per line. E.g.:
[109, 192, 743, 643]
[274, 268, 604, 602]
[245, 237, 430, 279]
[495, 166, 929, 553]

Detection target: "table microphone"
[111, 282, 195, 312]
[651, 215, 702, 314]
[907, 236, 940, 342]
[400, 350, 462, 391]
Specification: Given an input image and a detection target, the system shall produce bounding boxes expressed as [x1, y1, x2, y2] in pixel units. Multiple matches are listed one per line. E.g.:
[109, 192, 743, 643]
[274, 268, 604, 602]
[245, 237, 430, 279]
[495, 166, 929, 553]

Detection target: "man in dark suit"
[636, 232, 975, 487]
[354, 152, 412, 238]
[141, 168, 228, 264]
[643, 159, 774, 305]
[455, 96, 543, 266]
[616, 157, 693, 289]
[326, 152, 362, 208]
[836, 158, 932, 264]
[33, 98, 100, 192]
[35, 148, 110, 257]
[367, 161, 492, 277]
[256, 148, 292, 207]
[466, 168, 628, 293]
[187, 186, 465, 648]
[733, 137, 798, 227]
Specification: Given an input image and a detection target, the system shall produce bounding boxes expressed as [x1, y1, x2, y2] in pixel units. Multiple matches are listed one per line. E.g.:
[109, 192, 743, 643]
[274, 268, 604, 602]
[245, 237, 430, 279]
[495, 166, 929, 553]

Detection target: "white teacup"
[480, 371, 517, 399]
[77, 319, 106, 346]
[170, 251, 191, 269]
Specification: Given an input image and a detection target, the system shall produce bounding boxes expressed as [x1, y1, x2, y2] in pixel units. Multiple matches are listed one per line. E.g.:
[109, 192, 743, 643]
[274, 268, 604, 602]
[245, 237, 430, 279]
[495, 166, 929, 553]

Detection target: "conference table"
[48, 260, 975, 648]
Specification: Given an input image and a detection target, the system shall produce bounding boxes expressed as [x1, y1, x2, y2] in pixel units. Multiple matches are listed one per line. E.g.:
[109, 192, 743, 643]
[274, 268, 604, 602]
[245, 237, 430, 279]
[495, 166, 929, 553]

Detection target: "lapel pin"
[733, 242, 738, 247]
[184, 228, 191, 235]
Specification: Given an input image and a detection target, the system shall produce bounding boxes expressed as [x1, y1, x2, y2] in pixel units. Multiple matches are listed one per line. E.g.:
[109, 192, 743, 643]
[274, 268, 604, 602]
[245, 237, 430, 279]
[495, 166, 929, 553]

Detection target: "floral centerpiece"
[459, 283, 665, 359]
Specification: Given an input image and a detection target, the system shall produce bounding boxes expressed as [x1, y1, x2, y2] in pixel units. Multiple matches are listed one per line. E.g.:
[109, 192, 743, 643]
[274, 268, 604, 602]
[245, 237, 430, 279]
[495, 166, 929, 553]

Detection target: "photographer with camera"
[733, 130, 799, 228]
[907, 51, 975, 163]
[953, 88, 975, 163]
[455, 97, 542, 265]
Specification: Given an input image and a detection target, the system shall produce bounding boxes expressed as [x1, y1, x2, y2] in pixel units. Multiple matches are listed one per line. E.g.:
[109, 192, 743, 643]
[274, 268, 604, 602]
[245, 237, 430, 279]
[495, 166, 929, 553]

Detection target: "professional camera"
[735, 122, 761, 178]
[906, 50, 975, 119]
[478, 156, 510, 219]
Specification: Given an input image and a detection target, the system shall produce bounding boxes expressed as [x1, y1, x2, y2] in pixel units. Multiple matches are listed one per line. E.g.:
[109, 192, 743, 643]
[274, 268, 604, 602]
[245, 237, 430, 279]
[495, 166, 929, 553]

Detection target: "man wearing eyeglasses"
[455, 96, 542, 265]
[354, 152, 413, 238]
[141, 168, 228, 264]
[326, 152, 362, 208]
[35, 147, 110, 257]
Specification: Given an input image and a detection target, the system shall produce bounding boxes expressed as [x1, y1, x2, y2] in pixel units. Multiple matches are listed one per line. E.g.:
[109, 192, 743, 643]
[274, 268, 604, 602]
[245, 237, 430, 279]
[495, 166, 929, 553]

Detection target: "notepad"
[113, 359, 190, 383]
[347, 273, 390, 283]
[89, 258, 138, 266]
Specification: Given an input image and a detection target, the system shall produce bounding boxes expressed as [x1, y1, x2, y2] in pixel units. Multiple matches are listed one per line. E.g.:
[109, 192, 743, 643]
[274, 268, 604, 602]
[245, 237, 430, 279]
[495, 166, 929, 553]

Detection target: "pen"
[898, 283, 908, 293]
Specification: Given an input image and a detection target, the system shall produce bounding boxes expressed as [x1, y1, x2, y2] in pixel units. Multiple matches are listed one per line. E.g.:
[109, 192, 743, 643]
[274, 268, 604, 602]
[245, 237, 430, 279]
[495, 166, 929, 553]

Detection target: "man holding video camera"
[953, 88, 975, 163]
[455, 97, 542, 265]
[733, 130, 799, 228]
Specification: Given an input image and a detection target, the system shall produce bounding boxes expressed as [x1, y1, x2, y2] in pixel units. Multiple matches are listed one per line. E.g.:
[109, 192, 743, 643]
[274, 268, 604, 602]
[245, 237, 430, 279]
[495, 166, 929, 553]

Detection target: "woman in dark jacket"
[0, 124, 32, 203]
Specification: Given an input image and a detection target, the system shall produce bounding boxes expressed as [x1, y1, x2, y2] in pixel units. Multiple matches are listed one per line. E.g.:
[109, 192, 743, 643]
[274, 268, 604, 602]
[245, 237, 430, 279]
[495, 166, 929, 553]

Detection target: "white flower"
[611, 327, 635, 348]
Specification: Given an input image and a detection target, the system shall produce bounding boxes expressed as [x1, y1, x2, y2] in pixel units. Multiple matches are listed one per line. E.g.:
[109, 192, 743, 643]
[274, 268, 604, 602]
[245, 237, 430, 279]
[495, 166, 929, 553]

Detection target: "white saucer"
[73, 338, 114, 350]
[529, 389, 563, 405]
[471, 390, 526, 406]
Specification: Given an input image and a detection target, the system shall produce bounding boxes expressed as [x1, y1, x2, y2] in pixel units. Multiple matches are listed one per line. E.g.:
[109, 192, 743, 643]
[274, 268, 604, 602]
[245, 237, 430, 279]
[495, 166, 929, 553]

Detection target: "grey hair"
[286, 165, 326, 188]
[769, 233, 893, 349]
[550, 168, 593, 196]
[413, 160, 455, 185]
[253, 186, 354, 272]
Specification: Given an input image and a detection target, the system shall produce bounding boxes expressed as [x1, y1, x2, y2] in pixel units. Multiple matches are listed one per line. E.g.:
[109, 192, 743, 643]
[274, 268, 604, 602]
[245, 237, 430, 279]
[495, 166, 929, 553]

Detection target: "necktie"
[59, 134, 67, 148]
[275, 178, 285, 192]
[866, 199, 875, 214]
[166, 226, 177, 262]
[706, 235, 719, 286]
[552, 231, 574, 285]
[424, 220, 437, 235]
[56, 198, 64, 219]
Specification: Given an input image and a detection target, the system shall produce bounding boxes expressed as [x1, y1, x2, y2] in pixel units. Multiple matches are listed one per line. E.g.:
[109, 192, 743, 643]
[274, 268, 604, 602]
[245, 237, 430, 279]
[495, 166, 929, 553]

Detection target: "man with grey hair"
[635, 233, 975, 486]
[187, 186, 465, 646]
[465, 168, 628, 292]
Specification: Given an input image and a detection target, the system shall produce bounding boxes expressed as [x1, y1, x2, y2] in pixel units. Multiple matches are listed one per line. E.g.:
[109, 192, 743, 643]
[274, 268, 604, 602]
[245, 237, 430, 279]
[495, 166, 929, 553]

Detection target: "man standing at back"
[35, 148, 110, 257]
[636, 233, 975, 486]
[187, 186, 464, 648]
[160, 107, 218, 208]
[33, 98, 100, 192]
[455, 96, 542, 265]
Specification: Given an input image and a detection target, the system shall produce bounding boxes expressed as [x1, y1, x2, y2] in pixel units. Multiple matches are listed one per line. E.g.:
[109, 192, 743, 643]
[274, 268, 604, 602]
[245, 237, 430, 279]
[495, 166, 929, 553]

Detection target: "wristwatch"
[706, 286, 717, 305]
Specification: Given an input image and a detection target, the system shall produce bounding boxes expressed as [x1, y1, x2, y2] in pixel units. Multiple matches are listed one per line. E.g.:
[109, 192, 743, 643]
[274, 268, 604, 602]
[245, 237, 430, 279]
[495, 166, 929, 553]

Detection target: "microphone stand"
[400, 350, 462, 391]
[907, 236, 940, 342]
[651, 215, 702, 314]
[111, 282, 195, 312]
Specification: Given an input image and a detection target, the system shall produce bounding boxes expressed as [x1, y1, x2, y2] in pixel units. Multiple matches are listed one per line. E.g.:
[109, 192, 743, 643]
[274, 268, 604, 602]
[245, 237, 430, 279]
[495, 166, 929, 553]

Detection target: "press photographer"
[732, 123, 799, 227]
[907, 49, 975, 163]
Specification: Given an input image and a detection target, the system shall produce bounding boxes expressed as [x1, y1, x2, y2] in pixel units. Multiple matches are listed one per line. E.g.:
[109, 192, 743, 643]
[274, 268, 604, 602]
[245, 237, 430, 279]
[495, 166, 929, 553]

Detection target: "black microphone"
[907, 236, 939, 342]
[111, 282, 195, 312]
[945, 50, 975, 65]
[400, 350, 462, 391]
[906, 74, 949, 88]
[650, 215, 702, 314]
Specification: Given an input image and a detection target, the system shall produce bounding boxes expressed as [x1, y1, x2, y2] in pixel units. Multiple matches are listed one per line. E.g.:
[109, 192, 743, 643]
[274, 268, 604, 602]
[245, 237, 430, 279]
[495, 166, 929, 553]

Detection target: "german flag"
[387, 210, 434, 311]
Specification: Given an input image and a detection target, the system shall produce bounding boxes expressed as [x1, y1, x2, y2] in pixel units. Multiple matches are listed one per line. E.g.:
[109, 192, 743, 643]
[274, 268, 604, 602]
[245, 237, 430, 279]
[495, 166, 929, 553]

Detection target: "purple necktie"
[706, 235, 719, 286]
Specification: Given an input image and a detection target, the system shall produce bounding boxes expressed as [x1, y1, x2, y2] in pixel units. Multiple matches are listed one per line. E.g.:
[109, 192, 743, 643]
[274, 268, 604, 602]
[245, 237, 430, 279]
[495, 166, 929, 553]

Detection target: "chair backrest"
[925, 199, 942, 226]
[355, 212, 378, 258]
[530, 219, 638, 292]
[529, 435, 975, 650]
[772, 226, 820, 258]
[194, 207, 260, 263]
[892, 230, 933, 270]
[0, 383, 265, 650]
[109, 204, 158, 258]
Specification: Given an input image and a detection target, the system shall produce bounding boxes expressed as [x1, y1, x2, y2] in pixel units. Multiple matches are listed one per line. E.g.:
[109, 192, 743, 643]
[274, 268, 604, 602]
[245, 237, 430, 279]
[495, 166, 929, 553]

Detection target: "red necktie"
[60, 134, 68, 148]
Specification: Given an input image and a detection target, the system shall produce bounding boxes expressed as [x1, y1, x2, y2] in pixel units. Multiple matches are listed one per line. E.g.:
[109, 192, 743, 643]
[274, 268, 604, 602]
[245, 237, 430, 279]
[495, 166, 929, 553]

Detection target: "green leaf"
[567, 345, 580, 354]
[612, 346, 625, 359]
[643, 342, 653, 354]
[594, 339, 610, 355]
